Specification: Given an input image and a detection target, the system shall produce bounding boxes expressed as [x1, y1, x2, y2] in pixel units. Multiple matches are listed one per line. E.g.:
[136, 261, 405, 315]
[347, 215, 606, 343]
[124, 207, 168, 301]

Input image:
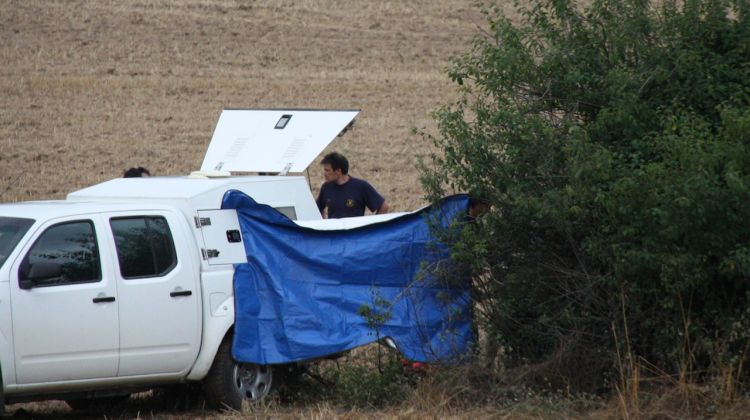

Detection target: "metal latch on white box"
[195, 209, 248, 265]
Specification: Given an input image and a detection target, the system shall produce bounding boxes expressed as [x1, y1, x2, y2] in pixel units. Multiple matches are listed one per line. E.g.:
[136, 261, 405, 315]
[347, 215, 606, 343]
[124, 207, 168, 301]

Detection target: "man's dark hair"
[123, 166, 151, 178]
[321, 152, 349, 175]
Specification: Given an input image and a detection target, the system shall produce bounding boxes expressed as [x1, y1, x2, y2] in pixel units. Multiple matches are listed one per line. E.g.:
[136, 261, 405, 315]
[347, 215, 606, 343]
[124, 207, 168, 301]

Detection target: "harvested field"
[0, 0, 517, 211]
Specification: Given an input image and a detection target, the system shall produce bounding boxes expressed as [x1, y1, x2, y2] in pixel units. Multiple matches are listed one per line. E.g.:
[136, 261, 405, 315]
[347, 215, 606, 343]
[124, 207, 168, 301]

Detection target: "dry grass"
[5, 351, 750, 418]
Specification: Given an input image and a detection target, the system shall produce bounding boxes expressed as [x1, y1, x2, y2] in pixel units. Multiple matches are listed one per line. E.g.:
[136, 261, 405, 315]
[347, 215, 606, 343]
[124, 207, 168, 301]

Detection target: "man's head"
[123, 167, 151, 178]
[321, 152, 349, 183]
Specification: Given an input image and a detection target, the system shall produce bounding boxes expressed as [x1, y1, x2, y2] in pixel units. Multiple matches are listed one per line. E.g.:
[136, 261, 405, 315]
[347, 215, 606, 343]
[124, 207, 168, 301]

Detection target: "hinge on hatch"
[278, 162, 293, 176]
[201, 248, 221, 260]
[194, 216, 212, 228]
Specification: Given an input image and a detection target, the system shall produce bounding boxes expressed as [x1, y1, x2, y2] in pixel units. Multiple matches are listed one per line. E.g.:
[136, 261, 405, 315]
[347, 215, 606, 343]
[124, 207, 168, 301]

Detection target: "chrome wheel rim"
[233, 363, 273, 401]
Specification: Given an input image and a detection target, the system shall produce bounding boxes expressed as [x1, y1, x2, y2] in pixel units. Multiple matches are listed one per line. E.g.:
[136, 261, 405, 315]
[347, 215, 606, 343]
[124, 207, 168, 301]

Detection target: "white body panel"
[9, 214, 120, 384]
[106, 210, 202, 377]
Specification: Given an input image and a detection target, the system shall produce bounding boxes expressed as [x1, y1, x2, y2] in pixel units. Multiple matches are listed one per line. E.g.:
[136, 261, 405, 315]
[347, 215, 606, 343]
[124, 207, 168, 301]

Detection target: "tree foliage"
[419, 0, 750, 391]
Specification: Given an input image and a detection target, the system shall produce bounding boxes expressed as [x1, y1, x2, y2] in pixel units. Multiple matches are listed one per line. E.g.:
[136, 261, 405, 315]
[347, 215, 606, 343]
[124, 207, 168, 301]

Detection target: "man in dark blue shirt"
[316, 152, 389, 218]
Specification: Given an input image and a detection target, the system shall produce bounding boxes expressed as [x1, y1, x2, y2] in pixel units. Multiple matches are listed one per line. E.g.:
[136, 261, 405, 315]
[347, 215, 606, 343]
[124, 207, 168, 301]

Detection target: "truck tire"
[203, 338, 276, 411]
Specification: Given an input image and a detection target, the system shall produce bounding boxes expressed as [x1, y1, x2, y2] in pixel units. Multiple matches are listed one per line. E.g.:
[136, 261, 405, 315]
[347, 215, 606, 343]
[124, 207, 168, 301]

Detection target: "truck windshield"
[0, 217, 35, 269]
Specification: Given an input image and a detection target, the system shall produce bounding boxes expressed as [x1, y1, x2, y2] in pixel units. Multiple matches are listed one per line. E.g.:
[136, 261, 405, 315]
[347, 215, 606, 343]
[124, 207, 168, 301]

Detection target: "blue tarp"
[222, 190, 473, 365]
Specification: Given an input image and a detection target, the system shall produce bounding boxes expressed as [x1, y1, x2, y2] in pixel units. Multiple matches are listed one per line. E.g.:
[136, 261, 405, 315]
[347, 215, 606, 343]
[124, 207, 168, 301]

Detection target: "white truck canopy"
[67, 176, 321, 221]
[200, 109, 359, 174]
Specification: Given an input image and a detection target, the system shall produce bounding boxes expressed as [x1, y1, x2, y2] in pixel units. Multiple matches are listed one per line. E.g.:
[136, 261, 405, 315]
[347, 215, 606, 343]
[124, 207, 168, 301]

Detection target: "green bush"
[330, 356, 408, 409]
[419, 0, 750, 391]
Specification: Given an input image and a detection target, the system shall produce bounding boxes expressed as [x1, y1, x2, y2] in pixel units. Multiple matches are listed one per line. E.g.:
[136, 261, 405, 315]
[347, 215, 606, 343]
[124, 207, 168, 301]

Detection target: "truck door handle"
[170, 290, 193, 298]
[93, 296, 116, 303]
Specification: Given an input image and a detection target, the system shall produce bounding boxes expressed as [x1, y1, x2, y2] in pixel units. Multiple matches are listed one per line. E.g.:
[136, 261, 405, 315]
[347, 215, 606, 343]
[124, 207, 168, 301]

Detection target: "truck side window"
[0, 217, 34, 269]
[110, 216, 177, 279]
[273, 206, 297, 220]
[19, 220, 101, 287]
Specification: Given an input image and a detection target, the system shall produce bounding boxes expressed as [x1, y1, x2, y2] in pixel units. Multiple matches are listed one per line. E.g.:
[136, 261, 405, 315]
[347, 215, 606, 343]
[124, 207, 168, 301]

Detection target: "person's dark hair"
[123, 167, 151, 178]
[321, 152, 349, 175]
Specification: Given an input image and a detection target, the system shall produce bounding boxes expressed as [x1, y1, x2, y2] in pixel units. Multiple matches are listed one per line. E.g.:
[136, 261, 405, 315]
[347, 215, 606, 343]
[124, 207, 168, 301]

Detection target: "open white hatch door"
[200, 109, 359, 174]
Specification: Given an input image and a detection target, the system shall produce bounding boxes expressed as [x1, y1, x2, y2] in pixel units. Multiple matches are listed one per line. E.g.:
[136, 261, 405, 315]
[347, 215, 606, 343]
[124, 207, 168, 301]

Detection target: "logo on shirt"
[346, 199, 355, 208]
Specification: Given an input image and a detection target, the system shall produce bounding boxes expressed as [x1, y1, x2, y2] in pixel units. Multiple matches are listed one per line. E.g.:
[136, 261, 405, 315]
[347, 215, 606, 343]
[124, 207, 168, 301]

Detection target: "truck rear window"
[0, 217, 34, 269]
[110, 216, 177, 279]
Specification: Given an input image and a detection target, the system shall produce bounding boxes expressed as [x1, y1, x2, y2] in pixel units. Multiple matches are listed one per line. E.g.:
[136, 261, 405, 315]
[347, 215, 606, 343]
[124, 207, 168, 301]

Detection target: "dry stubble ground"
[0, 1, 514, 418]
[0, 0, 517, 209]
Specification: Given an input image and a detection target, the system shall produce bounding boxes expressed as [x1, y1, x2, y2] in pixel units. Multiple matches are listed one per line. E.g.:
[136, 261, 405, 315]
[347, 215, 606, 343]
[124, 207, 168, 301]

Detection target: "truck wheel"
[204, 338, 276, 411]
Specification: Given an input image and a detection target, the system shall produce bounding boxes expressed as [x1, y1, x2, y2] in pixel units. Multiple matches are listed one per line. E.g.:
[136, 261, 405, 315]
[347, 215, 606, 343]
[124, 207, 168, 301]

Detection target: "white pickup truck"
[0, 109, 362, 412]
